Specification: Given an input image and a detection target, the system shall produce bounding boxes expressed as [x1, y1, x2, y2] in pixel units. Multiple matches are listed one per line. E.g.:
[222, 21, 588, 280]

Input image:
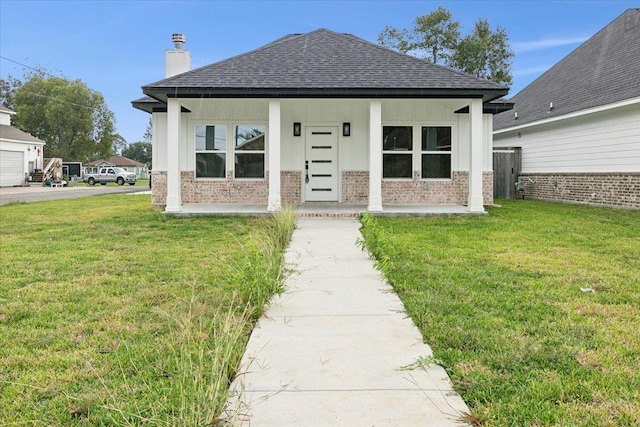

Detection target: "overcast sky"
[1, 1, 635, 144]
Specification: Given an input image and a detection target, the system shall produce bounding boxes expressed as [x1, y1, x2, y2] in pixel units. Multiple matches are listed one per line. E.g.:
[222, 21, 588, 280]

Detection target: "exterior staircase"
[31, 170, 44, 183]
[42, 158, 64, 184]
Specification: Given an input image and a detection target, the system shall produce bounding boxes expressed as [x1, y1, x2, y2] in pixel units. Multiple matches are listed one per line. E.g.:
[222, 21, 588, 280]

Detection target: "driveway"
[0, 185, 150, 206]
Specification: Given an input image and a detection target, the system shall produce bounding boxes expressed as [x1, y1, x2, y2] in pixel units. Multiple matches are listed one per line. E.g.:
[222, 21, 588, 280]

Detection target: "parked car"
[84, 167, 137, 186]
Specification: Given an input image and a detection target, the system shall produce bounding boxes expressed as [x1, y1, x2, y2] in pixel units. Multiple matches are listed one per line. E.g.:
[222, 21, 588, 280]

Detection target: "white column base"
[468, 196, 485, 213]
[267, 196, 282, 212]
[368, 196, 383, 212]
[165, 195, 182, 213]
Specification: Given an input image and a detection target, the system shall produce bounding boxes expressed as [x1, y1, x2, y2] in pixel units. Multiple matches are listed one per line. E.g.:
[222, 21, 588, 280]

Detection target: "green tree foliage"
[413, 7, 461, 64]
[122, 141, 152, 166]
[449, 19, 513, 86]
[0, 74, 23, 110]
[112, 134, 127, 155]
[378, 7, 513, 86]
[377, 26, 412, 54]
[9, 73, 117, 162]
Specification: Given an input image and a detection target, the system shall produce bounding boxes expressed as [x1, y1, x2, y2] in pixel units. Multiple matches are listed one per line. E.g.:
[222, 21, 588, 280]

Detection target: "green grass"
[360, 199, 640, 426]
[0, 195, 295, 425]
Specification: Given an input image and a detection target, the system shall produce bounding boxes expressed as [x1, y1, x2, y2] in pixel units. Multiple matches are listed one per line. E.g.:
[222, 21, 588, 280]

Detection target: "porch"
[169, 203, 484, 217]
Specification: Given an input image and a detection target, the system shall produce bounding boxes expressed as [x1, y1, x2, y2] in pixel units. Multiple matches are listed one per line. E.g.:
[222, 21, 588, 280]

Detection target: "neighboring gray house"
[133, 30, 511, 214]
[0, 106, 46, 187]
[494, 9, 640, 208]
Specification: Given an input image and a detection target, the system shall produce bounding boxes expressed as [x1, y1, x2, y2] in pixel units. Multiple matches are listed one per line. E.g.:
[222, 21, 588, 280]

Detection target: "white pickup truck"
[84, 167, 137, 186]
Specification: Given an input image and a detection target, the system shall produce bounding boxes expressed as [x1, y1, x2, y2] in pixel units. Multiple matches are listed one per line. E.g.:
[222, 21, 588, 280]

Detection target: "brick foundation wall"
[380, 171, 493, 205]
[281, 171, 302, 205]
[342, 171, 369, 204]
[150, 169, 494, 207]
[180, 171, 268, 204]
[150, 171, 167, 207]
[519, 173, 640, 209]
[483, 172, 494, 206]
[151, 170, 302, 206]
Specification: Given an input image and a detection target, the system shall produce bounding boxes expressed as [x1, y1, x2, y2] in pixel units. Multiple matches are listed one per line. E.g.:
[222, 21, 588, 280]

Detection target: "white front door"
[305, 127, 338, 202]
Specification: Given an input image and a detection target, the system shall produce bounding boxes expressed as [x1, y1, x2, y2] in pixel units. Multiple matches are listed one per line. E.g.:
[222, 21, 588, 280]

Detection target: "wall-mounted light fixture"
[342, 122, 351, 137]
[514, 112, 518, 120]
[293, 122, 301, 137]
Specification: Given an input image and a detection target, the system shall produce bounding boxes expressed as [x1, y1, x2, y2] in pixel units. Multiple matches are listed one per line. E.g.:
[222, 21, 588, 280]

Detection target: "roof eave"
[131, 97, 191, 114]
[142, 86, 508, 103]
[456, 101, 514, 115]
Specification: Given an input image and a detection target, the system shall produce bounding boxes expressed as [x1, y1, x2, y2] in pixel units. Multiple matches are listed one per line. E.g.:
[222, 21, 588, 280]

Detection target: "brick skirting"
[150, 171, 167, 207]
[181, 171, 269, 204]
[150, 169, 494, 207]
[342, 171, 369, 204]
[282, 171, 302, 204]
[381, 171, 493, 205]
[518, 173, 640, 209]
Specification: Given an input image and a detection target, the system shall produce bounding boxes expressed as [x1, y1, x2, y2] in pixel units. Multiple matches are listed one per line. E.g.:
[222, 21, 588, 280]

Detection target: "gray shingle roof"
[87, 156, 146, 167]
[494, 9, 640, 131]
[142, 29, 508, 102]
[0, 124, 45, 144]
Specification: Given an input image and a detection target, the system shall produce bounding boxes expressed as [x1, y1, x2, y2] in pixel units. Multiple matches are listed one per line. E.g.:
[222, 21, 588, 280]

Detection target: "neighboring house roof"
[0, 124, 45, 144]
[140, 28, 508, 103]
[494, 9, 640, 131]
[87, 155, 146, 167]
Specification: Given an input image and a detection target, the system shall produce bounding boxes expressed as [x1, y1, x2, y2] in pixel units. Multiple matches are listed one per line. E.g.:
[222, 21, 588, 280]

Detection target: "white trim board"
[494, 96, 640, 135]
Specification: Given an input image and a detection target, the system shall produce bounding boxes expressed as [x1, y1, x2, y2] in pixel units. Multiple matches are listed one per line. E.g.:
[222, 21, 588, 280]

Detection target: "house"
[132, 30, 511, 214]
[0, 106, 46, 187]
[493, 9, 640, 209]
[85, 155, 149, 179]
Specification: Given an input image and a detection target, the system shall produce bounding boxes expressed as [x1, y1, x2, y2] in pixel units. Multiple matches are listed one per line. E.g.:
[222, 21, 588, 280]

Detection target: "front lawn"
[360, 199, 639, 426]
[0, 195, 294, 425]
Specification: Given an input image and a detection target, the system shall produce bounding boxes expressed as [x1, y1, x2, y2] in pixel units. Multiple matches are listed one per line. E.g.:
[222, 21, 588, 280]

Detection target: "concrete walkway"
[225, 218, 470, 426]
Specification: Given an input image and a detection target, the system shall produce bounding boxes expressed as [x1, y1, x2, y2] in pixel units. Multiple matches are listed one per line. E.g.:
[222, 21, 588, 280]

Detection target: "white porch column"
[368, 100, 383, 212]
[468, 98, 485, 213]
[166, 98, 181, 213]
[267, 99, 282, 212]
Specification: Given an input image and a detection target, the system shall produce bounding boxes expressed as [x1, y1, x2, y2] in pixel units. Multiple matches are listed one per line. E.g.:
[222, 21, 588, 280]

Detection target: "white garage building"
[0, 106, 45, 187]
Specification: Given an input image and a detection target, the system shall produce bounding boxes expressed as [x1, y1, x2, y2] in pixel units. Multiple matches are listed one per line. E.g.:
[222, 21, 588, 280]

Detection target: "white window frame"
[233, 123, 267, 180]
[382, 124, 414, 180]
[194, 123, 227, 180]
[420, 124, 453, 181]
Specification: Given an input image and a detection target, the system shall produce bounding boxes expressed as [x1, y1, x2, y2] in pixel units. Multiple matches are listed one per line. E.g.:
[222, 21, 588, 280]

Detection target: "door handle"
[305, 161, 309, 183]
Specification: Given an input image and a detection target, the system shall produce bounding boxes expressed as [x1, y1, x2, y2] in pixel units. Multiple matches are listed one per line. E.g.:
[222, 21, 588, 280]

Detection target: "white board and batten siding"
[494, 103, 640, 173]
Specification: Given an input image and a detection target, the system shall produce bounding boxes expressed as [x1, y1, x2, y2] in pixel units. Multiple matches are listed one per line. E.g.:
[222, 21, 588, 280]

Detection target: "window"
[421, 126, 451, 179]
[382, 126, 413, 179]
[195, 125, 226, 178]
[234, 125, 265, 178]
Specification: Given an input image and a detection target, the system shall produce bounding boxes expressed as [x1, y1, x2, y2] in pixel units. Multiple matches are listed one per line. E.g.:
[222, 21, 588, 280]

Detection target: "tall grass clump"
[233, 206, 298, 319]
[92, 288, 255, 427]
[358, 213, 396, 273]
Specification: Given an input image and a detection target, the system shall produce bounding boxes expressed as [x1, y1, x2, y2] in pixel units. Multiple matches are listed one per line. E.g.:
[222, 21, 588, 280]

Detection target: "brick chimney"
[165, 33, 191, 78]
